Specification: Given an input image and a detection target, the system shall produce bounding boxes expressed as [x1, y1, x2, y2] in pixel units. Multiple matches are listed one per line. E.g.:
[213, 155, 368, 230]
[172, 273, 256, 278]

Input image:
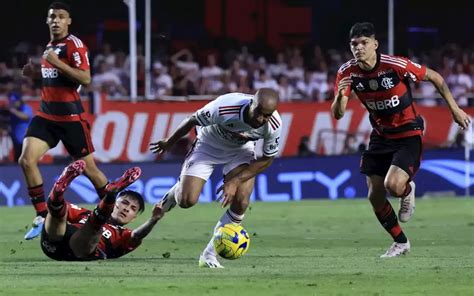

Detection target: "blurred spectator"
[229, 59, 247, 80]
[171, 48, 200, 82]
[201, 54, 223, 80]
[151, 62, 173, 98]
[283, 59, 304, 86]
[268, 52, 287, 77]
[296, 70, 318, 101]
[277, 75, 295, 102]
[253, 69, 278, 91]
[172, 66, 198, 96]
[110, 51, 129, 88]
[446, 62, 472, 106]
[217, 72, 237, 94]
[297, 135, 316, 157]
[0, 62, 13, 84]
[92, 61, 128, 98]
[200, 54, 224, 95]
[93, 43, 115, 69]
[1, 40, 473, 105]
[4, 92, 33, 161]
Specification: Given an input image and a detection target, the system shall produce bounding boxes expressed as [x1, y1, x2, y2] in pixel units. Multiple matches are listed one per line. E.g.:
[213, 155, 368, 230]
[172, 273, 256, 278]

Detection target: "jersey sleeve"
[68, 41, 90, 71]
[66, 202, 91, 223]
[119, 228, 142, 250]
[334, 68, 352, 97]
[194, 99, 220, 126]
[262, 115, 282, 157]
[399, 57, 427, 83]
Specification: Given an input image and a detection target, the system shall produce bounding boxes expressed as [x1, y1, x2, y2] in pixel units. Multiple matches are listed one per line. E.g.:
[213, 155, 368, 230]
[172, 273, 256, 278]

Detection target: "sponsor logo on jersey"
[366, 95, 400, 110]
[41, 67, 59, 78]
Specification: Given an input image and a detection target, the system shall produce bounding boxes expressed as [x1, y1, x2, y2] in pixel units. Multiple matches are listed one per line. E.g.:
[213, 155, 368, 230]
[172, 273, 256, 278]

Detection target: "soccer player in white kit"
[150, 88, 282, 268]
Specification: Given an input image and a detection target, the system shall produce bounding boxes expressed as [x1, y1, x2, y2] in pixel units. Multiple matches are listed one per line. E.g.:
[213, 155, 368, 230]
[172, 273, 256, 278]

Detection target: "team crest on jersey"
[381, 77, 395, 89]
[369, 79, 379, 90]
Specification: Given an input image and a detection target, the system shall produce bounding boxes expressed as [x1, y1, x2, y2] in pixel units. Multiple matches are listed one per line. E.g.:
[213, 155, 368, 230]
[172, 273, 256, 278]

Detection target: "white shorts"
[181, 139, 256, 181]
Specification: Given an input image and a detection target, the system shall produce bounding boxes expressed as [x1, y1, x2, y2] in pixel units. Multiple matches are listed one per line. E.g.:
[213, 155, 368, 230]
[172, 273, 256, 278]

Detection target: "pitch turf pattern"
[0, 198, 473, 295]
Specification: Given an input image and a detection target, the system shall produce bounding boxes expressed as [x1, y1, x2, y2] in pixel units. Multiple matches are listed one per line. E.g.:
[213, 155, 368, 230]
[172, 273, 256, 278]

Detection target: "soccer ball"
[212, 223, 250, 260]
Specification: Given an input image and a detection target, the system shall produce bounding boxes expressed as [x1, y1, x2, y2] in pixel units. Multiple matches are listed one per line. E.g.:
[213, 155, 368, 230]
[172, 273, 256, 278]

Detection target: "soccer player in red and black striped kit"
[20, 2, 119, 240]
[332, 22, 470, 257]
[41, 160, 164, 261]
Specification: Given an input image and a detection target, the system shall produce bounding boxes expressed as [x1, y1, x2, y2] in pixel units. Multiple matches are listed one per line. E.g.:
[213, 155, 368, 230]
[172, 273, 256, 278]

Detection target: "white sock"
[202, 209, 245, 257]
[161, 182, 180, 212]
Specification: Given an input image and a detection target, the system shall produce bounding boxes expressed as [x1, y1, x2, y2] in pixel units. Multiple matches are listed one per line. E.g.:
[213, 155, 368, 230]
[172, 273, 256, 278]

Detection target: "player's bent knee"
[18, 155, 36, 170]
[177, 194, 198, 208]
[384, 179, 404, 197]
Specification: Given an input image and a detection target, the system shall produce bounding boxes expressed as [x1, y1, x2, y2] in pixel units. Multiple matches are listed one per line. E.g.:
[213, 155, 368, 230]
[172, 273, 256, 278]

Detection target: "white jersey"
[194, 93, 282, 157]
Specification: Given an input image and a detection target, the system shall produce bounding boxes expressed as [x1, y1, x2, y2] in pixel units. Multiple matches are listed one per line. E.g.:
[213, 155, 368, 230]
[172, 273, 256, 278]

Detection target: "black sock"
[89, 192, 116, 230]
[28, 184, 48, 217]
[374, 200, 408, 243]
[47, 198, 67, 218]
[96, 183, 109, 200]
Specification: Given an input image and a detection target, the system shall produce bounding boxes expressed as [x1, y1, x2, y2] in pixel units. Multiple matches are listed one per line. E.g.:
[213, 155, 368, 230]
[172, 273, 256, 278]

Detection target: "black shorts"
[40, 223, 80, 261]
[360, 132, 422, 178]
[25, 116, 94, 158]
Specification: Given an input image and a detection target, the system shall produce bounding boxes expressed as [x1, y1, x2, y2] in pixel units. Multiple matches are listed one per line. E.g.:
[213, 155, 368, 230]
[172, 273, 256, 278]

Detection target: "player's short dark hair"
[349, 22, 376, 39]
[48, 2, 71, 15]
[118, 190, 145, 214]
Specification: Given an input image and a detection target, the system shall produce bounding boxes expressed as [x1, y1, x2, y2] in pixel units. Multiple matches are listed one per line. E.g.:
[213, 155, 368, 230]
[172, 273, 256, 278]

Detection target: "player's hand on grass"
[149, 139, 171, 154]
[337, 76, 352, 97]
[216, 180, 239, 208]
[451, 108, 471, 130]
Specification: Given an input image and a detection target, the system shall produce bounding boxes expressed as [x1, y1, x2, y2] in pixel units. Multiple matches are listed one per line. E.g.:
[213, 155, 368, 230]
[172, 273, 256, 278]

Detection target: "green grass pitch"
[1, 198, 473, 295]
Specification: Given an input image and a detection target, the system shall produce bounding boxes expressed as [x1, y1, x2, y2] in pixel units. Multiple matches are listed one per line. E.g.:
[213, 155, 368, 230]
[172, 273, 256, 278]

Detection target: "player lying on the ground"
[41, 160, 164, 260]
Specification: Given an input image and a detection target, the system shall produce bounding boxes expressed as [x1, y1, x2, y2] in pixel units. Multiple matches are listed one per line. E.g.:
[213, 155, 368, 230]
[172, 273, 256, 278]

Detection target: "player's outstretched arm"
[424, 68, 471, 129]
[130, 203, 164, 243]
[331, 76, 352, 120]
[150, 115, 199, 154]
[43, 49, 91, 85]
[217, 156, 274, 207]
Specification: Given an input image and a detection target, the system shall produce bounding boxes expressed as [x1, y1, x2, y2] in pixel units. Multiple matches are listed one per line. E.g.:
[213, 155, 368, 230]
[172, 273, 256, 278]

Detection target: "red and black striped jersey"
[38, 34, 90, 122]
[335, 53, 427, 139]
[66, 203, 141, 260]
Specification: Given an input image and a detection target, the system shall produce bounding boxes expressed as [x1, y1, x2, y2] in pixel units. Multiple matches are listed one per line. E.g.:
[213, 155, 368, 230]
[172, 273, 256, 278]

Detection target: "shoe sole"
[24, 222, 44, 240]
[107, 167, 142, 192]
[53, 160, 86, 195]
[380, 248, 410, 258]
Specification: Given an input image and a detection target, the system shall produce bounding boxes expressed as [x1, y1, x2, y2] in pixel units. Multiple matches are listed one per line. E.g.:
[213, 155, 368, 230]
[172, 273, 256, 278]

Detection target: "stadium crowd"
[0, 41, 473, 104]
